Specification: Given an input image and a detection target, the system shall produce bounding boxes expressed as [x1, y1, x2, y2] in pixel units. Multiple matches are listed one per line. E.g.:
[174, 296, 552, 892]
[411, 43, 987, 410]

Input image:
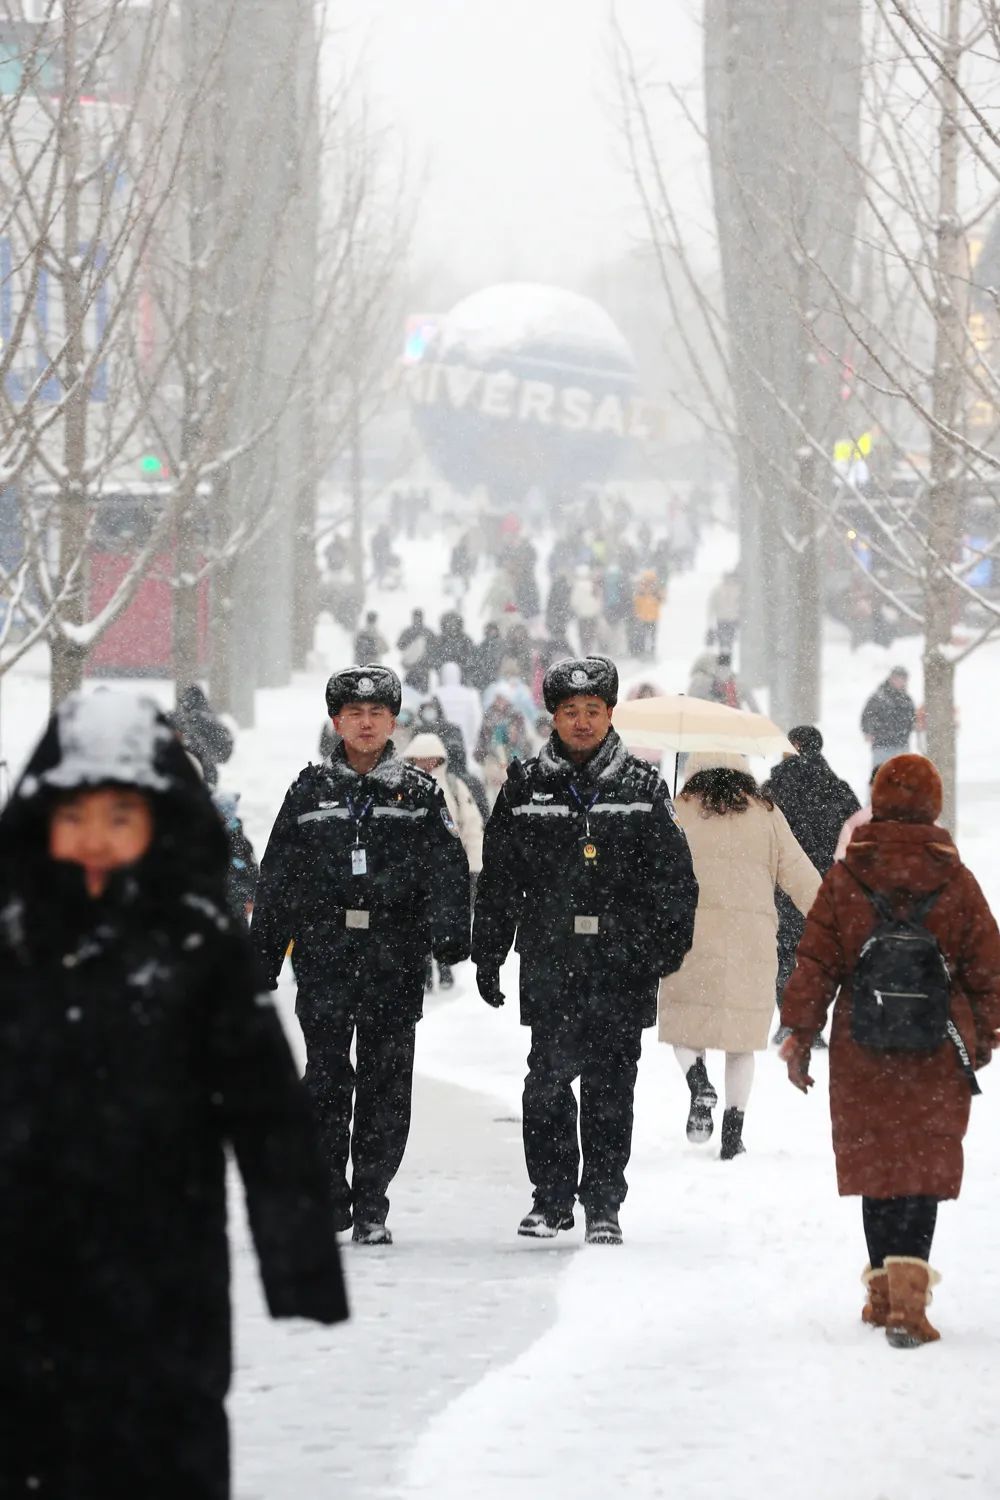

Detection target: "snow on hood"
[0, 688, 231, 896]
[18, 690, 173, 797]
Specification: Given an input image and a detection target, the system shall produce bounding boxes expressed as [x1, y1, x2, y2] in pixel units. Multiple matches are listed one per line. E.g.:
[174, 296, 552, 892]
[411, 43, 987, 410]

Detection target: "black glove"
[476, 967, 505, 1008]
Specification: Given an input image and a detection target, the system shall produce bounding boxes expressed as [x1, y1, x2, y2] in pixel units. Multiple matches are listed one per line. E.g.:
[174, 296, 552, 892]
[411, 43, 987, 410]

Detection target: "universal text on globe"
[406, 361, 666, 443]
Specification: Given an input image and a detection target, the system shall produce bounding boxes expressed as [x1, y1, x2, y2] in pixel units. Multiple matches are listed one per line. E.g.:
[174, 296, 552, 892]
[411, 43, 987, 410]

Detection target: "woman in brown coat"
[780, 754, 1000, 1348]
[658, 751, 820, 1158]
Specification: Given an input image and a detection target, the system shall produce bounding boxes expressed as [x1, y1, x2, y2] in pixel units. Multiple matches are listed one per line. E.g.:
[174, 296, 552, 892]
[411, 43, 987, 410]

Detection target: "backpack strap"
[912, 888, 945, 922]
[845, 869, 894, 922]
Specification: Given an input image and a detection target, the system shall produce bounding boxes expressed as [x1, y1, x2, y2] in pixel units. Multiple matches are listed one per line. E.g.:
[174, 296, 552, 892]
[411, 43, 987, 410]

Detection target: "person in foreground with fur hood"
[779, 754, 1000, 1349]
[473, 655, 698, 1246]
[658, 751, 821, 1158]
[0, 690, 347, 1500]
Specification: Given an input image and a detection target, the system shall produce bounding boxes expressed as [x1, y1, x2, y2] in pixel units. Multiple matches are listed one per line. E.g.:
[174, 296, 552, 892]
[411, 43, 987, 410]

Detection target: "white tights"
[674, 1047, 755, 1112]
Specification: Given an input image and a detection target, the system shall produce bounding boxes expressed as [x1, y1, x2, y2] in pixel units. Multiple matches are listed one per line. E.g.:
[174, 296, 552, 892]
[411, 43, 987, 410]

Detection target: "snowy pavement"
[5, 526, 1000, 1496]
[226, 966, 1000, 1500]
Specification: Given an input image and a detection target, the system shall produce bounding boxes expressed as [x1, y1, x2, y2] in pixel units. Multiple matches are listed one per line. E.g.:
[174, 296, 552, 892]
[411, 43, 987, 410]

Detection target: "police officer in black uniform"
[473, 656, 698, 1245]
[251, 665, 470, 1245]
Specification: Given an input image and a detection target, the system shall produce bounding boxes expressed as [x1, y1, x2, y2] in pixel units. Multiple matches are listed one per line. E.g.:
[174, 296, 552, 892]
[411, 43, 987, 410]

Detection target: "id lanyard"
[568, 783, 599, 864]
[346, 795, 373, 876]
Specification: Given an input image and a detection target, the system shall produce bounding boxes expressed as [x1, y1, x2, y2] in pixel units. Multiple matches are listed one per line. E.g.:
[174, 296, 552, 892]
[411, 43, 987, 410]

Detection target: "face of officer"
[333, 701, 396, 771]
[552, 694, 613, 762]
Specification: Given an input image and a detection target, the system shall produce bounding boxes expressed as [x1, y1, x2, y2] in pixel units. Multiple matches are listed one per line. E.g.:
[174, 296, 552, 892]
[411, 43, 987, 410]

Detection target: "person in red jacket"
[779, 755, 1000, 1348]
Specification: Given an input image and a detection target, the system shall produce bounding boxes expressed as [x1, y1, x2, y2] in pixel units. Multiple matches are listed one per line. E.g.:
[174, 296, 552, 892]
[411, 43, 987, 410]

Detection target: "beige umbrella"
[614, 695, 795, 791]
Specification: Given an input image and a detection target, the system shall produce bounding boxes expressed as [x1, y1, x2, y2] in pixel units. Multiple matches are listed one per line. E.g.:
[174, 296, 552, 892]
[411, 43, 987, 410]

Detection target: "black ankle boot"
[720, 1107, 746, 1160]
[685, 1057, 718, 1144]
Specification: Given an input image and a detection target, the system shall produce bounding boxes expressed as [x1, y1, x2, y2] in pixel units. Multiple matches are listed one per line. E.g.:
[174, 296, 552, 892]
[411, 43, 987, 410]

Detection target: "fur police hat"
[542, 655, 619, 713]
[872, 754, 943, 825]
[325, 664, 401, 717]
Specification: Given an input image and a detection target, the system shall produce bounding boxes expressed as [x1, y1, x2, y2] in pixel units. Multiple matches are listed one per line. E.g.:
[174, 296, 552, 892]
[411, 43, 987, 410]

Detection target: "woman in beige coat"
[658, 751, 820, 1158]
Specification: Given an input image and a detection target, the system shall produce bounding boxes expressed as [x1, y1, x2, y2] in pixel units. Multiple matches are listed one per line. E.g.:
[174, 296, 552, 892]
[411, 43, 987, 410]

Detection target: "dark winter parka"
[0, 694, 346, 1497]
[472, 729, 698, 1027]
[251, 741, 470, 1024]
[781, 822, 1000, 1199]
[763, 749, 860, 968]
[861, 680, 916, 748]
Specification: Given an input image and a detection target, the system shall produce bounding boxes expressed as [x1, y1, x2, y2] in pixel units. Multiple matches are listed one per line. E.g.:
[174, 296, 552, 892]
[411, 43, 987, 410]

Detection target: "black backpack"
[849, 875, 980, 1093]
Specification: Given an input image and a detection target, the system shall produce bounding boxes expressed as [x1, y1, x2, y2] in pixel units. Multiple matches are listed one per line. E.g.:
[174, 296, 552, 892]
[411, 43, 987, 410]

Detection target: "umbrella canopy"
[614, 695, 794, 758]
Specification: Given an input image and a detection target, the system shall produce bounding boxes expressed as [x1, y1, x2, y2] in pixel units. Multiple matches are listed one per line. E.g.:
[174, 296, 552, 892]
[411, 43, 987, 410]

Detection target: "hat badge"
[358, 676, 374, 695]
[571, 668, 589, 687]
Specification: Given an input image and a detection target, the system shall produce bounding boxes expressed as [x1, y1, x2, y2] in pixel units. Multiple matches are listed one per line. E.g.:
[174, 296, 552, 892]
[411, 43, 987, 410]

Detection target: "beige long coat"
[658, 797, 821, 1052]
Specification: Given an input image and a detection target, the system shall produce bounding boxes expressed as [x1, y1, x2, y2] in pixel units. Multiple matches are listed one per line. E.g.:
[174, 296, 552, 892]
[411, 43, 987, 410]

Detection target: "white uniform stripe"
[589, 802, 654, 814]
[513, 804, 571, 817]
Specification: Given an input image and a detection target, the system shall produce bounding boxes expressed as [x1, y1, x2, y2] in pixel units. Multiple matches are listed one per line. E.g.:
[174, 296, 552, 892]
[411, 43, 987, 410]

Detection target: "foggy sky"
[334, 0, 703, 292]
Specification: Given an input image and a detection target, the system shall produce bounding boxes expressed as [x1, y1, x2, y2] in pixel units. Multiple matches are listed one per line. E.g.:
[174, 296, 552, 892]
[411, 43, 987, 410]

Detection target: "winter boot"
[584, 1207, 623, 1246]
[884, 1257, 941, 1348]
[517, 1203, 575, 1239]
[719, 1107, 746, 1160]
[685, 1057, 718, 1144]
[438, 962, 455, 990]
[861, 1264, 890, 1328]
[352, 1218, 393, 1247]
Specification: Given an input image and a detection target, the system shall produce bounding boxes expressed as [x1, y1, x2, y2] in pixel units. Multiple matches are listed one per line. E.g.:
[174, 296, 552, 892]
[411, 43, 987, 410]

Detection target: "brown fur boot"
[884, 1257, 941, 1348]
[860, 1265, 889, 1328]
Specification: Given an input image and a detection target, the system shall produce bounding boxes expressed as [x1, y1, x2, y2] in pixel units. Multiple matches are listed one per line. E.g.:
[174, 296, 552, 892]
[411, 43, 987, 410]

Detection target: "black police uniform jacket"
[251, 740, 470, 1023]
[0, 704, 347, 1497]
[473, 729, 698, 1026]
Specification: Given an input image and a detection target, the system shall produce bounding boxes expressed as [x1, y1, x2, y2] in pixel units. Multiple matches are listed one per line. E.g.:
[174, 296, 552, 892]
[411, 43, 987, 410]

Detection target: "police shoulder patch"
[441, 805, 460, 837]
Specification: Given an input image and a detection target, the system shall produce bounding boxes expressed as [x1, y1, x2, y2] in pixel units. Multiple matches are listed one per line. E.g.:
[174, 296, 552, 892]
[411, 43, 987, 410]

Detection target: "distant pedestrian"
[712, 653, 760, 712]
[434, 661, 482, 761]
[172, 683, 234, 790]
[861, 667, 916, 768]
[631, 569, 664, 659]
[780, 755, 1000, 1347]
[397, 608, 436, 694]
[763, 726, 860, 1042]
[708, 570, 741, 651]
[835, 767, 878, 861]
[570, 565, 603, 653]
[405, 731, 484, 992]
[354, 610, 388, 664]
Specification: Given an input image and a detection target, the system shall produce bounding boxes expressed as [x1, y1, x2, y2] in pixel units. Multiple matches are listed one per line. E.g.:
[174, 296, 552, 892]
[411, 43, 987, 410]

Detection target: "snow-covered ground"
[6, 524, 1000, 1498]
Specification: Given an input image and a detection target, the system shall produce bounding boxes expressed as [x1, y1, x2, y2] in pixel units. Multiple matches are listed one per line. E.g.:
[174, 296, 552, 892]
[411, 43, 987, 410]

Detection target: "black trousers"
[298, 1001, 417, 1224]
[523, 1009, 643, 1213]
[862, 1195, 939, 1268]
[775, 898, 805, 1007]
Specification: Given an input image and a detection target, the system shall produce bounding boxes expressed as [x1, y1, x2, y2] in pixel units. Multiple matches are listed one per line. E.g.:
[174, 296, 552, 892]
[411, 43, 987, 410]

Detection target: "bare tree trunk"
[51, 1, 87, 708]
[923, 0, 965, 830]
[704, 0, 860, 723]
[172, 0, 210, 696]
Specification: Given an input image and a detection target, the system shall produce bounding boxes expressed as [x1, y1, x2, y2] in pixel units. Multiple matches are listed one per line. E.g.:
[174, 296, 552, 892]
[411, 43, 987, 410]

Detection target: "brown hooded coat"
[781, 821, 1000, 1199]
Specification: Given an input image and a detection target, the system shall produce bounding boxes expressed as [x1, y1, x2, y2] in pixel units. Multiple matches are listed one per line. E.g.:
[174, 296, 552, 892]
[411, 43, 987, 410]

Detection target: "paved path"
[231, 1066, 569, 1500]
